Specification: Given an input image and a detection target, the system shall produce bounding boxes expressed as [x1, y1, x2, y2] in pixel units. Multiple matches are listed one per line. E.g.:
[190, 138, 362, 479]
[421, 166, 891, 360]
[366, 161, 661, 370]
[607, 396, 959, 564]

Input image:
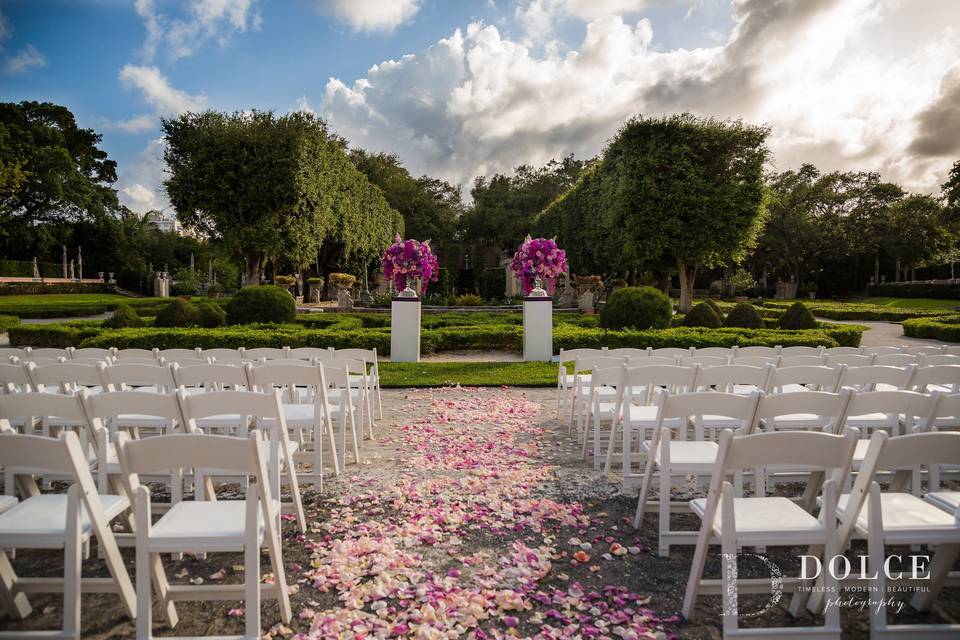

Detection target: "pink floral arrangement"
[381, 235, 439, 295]
[510, 235, 568, 295]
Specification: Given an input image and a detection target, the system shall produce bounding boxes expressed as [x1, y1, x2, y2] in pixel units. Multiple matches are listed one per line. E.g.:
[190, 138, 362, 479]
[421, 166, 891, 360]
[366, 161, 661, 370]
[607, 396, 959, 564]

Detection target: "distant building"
[145, 210, 180, 234]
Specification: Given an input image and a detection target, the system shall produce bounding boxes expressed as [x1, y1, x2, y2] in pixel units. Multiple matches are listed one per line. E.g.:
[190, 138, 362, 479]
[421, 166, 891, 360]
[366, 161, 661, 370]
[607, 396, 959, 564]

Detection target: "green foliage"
[171, 280, 197, 296]
[683, 302, 724, 328]
[0, 293, 225, 319]
[0, 314, 18, 333]
[730, 269, 756, 294]
[704, 298, 724, 317]
[764, 299, 954, 321]
[225, 285, 296, 325]
[154, 299, 199, 328]
[724, 302, 765, 329]
[902, 316, 960, 342]
[478, 268, 506, 301]
[378, 362, 558, 388]
[454, 294, 484, 306]
[600, 286, 672, 330]
[8, 321, 106, 348]
[104, 303, 145, 329]
[196, 301, 226, 328]
[868, 284, 960, 301]
[779, 301, 818, 329]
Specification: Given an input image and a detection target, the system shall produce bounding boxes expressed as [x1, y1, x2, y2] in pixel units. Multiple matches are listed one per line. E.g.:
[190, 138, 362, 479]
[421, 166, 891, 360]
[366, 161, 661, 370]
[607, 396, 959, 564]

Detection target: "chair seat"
[837, 493, 960, 542]
[115, 414, 170, 427]
[648, 440, 719, 469]
[845, 413, 898, 426]
[925, 491, 960, 514]
[767, 414, 828, 430]
[0, 494, 129, 547]
[0, 495, 17, 514]
[691, 496, 824, 544]
[149, 501, 264, 553]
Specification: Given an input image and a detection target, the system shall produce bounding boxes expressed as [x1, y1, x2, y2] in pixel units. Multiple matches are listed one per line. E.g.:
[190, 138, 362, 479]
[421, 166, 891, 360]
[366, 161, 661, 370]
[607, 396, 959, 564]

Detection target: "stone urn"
[329, 273, 357, 311]
[575, 276, 603, 314]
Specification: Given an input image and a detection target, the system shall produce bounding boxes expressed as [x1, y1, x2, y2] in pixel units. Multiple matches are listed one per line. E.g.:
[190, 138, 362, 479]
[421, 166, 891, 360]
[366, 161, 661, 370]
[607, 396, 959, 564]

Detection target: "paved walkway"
[818, 318, 942, 348]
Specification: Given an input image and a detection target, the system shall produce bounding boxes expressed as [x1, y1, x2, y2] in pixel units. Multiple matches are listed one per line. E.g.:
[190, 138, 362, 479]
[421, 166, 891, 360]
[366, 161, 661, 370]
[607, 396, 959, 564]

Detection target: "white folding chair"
[780, 354, 827, 367]
[98, 361, 177, 394]
[694, 365, 772, 441]
[0, 362, 33, 395]
[839, 364, 917, 392]
[912, 364, 960, 394]
[118, 430, 291, 640]
[765, 364, 843, 395]
[327, 355, 374, 439]
[876, 353, 919, 367]
[863, 346, 905, 356]
[779, 345, 824, 357]
[581, 365, 622, 467]
[246, 361, 341, 484]
[569, 355, 625, 432]
[736, 346, 779, 357]
[26, 361, 104, 395]
[336, 347, 383, 420]
[0, 429, 136, 639]
[634, 391, 761, 556]
[683, 429, 857, 638]
[317, 361, 361, 468]
[916, 393, 960, 498]
[556, 348, 605, 419]
[113, 348, 159, 361]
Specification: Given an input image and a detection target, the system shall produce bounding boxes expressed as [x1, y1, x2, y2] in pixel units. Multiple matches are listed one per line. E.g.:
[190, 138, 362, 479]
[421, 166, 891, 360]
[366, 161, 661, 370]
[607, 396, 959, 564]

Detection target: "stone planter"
[734, 295, 748, 303]
[335, 285, 354, 311]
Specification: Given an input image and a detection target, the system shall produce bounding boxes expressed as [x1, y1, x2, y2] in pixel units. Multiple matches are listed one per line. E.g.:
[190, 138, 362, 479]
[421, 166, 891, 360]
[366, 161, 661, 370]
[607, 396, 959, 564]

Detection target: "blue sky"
[2, 1, 959, 213]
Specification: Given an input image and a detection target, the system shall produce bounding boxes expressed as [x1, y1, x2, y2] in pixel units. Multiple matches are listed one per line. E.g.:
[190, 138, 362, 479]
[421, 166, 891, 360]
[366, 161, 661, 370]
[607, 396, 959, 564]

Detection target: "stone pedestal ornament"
[336, 286, 354, 311]
[558, 274, 576, 308]
[391, 287, 421, 362]
[69, 260, 75, 280]
[62, 245, 68, 279]
[77, 246, 82, 281]
[32, 257, 39, 280]
[523, 280, 553, 362]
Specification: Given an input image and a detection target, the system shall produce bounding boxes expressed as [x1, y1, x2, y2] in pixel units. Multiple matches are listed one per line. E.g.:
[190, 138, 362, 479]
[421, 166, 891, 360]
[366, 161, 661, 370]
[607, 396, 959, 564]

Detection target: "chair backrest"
[766, 365, 843, 393]
[779, 346, 823, 357]
[697, 364, 771, 393]
[27, 361, 102, 393]
[244, 347, 287, 361]
[173, 363, 250, 390]
[653, 391, 760, 442]
[83, 390, 183, 435]
[335, 348, 378, 365]
[903, 345, 946, 356]
[28, 347, 72, 360]
[839, 365, 916, 391]
[824, 346, 863, 356]
[719, 428, 857, 474]
[824, 353, 876, 367]
[621, 364, 699, 394]
[842, 390, 938, 422]
[199, 348, 243, 361]
[0, 348, 28, 361]
[115, 357, 166, 367]
[178, 388, 284, 424]
[119, 432, 263, 477]
[911, 365, 960, 393]
[633, 355, 679, 366]
[945, 346, 960, 356]
[588, 365, 622, 393]
[922, 354, 960, 367]
[72, 347, 114, 360]
[604, 347, 650, 358]
[559, 348, 605, 362]
[863, 346, 904, 356]
[98, 362, 177, 393]
[574, 355, 624, 373]
[246, 361, 326, 394]
[22, 356, 66, 366]
[157, 348, 202, 362]
[679, 355, 728, 367]
[113, 348, 159, 360]
[650, 347, 693, 359]
[287, 347, 332, 361]
[0, 362, 32, 393]
[317, 360, 351, 387]
[736, 346, 779, 357]
[875, 353, 918, 367]
[755, 390, 851, 433]
[0, 391, 88, 428]
[693, 347, 735, 358]
[915, 392, 957, 432]
[779, 355, 826, 367]
[731, 355, 782, 368]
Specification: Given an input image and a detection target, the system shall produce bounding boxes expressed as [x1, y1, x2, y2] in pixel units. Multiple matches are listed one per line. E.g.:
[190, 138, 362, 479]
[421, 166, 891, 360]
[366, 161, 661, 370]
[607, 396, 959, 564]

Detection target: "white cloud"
[0, 10, 11, 43]
[314, 0, 421, 33]
[119, 64, 206, 116]
[291, 95, 315, 115]
[3, 43, 45, 75]
[516, 0, 655, 41]
[110, 114, 158, 134]
[321, 0, 960, 195]
[135, 0, 262, 62]
[117, 137, 170, 214]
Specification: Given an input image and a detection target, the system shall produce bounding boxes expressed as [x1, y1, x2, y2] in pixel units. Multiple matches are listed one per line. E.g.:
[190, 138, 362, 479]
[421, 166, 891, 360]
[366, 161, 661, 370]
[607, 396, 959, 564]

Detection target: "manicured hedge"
[554, 326, 844, 350]
[0, 294, 227, 319]
[869, 283, 960, 300]
[902, 316, 960, 342]
[78, 326, 393, 352]
[0, 315, 19, 333]
[8, 321, 106, 348]
[0, 283, 114, 296]
[763, 299, 954, 321]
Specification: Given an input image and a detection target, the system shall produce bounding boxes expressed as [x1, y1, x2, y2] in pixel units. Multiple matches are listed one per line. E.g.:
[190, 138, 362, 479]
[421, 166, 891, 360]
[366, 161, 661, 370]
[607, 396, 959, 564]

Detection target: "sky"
[2, 0, 959, 215]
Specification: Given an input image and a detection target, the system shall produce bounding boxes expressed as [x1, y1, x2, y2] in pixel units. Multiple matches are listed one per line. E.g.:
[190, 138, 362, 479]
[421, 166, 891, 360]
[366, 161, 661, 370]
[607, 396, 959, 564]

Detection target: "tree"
[163, 110, 402, 285]
[884, 194, 950, 281]
[756, 165, 825, 288]
[0, 101, 119, 236]
[541, 114, 769, 312]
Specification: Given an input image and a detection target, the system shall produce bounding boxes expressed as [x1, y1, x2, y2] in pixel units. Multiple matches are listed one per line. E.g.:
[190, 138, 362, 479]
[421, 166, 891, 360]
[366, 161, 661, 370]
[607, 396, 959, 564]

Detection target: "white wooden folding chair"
[336, 347, 383, 420]
[694, 365, 772, 441]
[118, 430, 292, 640]
[911, 364, 960, 394]
[765, 364, 843, 395]
[922, 354, 960, 367]
[864, 346, 905, 356]
[839, 364, 916, 392]
[916, 393, 960, 500]
[327, 355, 374, 439]
[177, 389, 305, 533]
[0, 362, 33, 395]
[780, 354, 827, 367]
[113, 348, 159, 361]
[843, 389, 939, 441]
[581, 365, 622, 467]
[98, 361, 177, 394]
[816, 431, 960, 637]
[556, 348, 605, 419]
[736, 346, 779, 357]
[603, 364, 700, 482]
[26, 361, 104, 395]
[692, 347, 734, 358]
[779, 345, 824, 357]
[0, 429, 136, 640]
[683, 428, 858, 638]
[246, 361, 341, 485]
[634, 391, 762, 556]
[569, 355, 625, 433]
[316, 361, 361, 468]
[876, 353, 919, 367]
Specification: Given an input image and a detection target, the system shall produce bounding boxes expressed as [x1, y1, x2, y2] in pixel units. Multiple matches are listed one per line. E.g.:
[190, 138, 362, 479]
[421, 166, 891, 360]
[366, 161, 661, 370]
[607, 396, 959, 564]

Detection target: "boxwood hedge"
[0, 315, 19, 333]
[902, 316, 960, 342]
[763, 299, 955, 321]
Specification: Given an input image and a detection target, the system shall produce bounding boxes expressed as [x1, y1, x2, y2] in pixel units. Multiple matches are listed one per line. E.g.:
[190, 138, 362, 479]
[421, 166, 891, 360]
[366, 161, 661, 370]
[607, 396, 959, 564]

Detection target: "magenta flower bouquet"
[510, 235, 568, 295]
[381, 235, 439, 296]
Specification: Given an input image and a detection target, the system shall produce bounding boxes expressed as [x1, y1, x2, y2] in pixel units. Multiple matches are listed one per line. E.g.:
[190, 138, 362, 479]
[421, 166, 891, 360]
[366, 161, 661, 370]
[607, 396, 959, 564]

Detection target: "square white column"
[390, 297, 421, 362]
[523, 296, 553, 361]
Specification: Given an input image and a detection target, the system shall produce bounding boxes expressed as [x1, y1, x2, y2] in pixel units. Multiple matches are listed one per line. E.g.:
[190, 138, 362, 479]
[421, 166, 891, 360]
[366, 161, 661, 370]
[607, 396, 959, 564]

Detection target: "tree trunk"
[659, 273, 672, 296]
[895, 257, 901, 283]
[677, 258, 696, 313]
[874, 250, 880, 286]
[243, 254, 262, 287]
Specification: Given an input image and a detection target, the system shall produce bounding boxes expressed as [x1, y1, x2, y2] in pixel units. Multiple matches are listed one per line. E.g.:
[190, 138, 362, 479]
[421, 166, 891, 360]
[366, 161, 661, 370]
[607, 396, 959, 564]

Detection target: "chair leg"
[150, 553, 178, 627]
[324, 417, 340, 476]
[136, 489, 154, 640]
[720, 483, 739, 636]
[283, 442, 306, 532]
[0, 549, 31, 619]
[682, 515, 712, 619]
[63, 485, 82, 639]
[658, 461, 671, 557]
[911, 543, 960, 611]
[244, 494, 261, 640]
[866, 486, 888, 636]
[633, 447, 657, 529]
[375, 376, 383, 420]
[348, 406, 360, 464]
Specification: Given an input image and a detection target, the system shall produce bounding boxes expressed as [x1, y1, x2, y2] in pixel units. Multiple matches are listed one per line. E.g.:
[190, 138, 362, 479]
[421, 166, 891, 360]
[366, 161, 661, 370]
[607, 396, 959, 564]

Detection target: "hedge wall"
[762, 300, 954, 321]
[0, 315, 19, 333]
[0, 283, 114, 296]
[868, 283, 960, 300]
[902, 316, 960, 342]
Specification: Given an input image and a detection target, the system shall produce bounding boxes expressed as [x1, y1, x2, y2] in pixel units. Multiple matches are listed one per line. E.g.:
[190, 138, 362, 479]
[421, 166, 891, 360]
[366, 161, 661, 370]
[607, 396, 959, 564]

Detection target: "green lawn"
[379, 361, 557, 387]
[851, 297, 959, 310]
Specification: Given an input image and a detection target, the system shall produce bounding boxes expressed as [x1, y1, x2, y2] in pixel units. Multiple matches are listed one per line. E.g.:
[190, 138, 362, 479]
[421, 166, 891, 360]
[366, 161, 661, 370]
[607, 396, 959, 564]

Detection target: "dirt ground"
[1, 386, 958, 639]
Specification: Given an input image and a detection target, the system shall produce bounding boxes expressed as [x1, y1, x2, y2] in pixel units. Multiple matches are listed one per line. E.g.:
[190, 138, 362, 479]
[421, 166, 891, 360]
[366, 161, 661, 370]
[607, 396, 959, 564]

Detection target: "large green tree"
[884, 194, 950, 281]
[163, 110, 402, 285]
[542, 114, 769, 312]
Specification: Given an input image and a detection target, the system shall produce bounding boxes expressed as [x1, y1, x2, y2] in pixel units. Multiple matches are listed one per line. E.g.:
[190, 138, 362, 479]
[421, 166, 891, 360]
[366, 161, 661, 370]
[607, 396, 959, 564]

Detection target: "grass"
[851, 297, 959, 310]
[379, 361, 557, 387]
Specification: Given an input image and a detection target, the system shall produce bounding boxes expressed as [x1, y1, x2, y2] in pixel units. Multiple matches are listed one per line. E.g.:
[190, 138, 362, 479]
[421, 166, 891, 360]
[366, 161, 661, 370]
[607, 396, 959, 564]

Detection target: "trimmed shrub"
[762, 299, 953, 321]
[903, 316, 960, 342]
[779, 301, 817, 329]
[154, 299, 199, 328]
[226, 285, 296, 325]
[683, 302, 723, 328]
[0, 315, 19, 333]
[454, 294, 484, 306]
[196, 301, 226, 328]
[171, 280, 196, 296]
[724, 302, 764, 329]
[8, 322, 106, 348]
[869, 283, 960, 300]
[704, 298, 724, 318]
[600, 286, 672, 330]
[104, 304, 145, 328]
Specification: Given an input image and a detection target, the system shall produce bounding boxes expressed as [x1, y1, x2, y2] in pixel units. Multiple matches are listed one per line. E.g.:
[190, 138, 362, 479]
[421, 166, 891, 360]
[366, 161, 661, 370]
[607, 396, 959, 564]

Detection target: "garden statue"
[62, 245, 67, 279]
[575, 275, 603, 314]
[329, 273, 356, 311]
[108, 272, 115, 284]
[69, 259, 75, 280]
[32, 257, 39, 279]
[77, 246, 83, 281]
[558, 273, 576, 308]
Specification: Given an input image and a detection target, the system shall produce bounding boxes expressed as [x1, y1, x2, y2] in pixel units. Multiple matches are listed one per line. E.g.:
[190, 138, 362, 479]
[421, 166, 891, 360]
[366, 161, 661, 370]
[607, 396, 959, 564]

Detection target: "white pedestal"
[390, 298, 421, 362]
[523, 296, 553, 362]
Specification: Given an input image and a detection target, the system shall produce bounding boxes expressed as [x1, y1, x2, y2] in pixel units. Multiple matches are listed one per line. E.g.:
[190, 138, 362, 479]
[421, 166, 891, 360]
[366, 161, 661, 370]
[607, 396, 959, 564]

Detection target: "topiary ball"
[196, 301, 226, 328]
[154, 298, 199, 328]
[723, 302, 765, 329]
[104, 303, 145, 329]
[226, 285, 296, 325]
[779, 301, 818, 329]
[683, 302, 723, 328]
[600, 286, 672, 330]
[704, 298, 724, 318]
